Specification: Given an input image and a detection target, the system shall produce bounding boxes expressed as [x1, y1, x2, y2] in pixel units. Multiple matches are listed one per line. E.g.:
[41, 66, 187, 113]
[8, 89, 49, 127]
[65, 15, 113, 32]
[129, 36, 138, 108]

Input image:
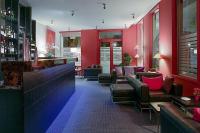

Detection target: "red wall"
[81, 30, 99, 69]
[123, 25, 137, 66]
[138, 0, 200, 96]
[159, 0, 173, 77]
[172, 0, 200, 96]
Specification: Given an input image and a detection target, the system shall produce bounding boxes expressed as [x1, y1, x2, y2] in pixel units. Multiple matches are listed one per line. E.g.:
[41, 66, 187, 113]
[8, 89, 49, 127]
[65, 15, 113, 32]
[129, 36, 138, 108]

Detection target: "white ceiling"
[28, 0, 160, 31]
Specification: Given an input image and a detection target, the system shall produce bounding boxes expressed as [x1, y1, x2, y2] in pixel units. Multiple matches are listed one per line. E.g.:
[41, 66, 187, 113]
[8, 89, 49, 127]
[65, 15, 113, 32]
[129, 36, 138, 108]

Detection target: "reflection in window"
[99, 32, 122, 39]
[152, 11, 159, 69]
[178, 0, 197, 78]
[182, 0, 196, 34]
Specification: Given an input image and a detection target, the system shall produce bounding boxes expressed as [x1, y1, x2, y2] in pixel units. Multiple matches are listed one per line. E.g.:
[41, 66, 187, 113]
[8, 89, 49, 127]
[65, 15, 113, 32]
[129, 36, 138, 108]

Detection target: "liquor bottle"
[0, 9, 3, 17]
[1, 45, 4, 54]
[11, 30, 15, 38]
[0, 25, 5, 36]
[0, 9, 7, 17]
[7, 7, 11, 16]
[10, 10, 14, 19]
[10, 42, 15, 54]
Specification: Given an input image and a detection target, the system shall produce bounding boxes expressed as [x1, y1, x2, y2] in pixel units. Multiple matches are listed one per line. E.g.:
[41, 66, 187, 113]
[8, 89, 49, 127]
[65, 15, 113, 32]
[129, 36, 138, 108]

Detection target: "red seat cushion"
[142, 76, 163, 91]
[193, 108, 200, 122]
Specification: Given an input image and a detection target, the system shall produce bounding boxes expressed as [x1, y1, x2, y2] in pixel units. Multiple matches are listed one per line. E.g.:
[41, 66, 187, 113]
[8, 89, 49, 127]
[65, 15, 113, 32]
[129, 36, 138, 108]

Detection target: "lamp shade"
[135, 54, 139, 58]
[153, 53, 161, 59]
[134, 45, 139, 50]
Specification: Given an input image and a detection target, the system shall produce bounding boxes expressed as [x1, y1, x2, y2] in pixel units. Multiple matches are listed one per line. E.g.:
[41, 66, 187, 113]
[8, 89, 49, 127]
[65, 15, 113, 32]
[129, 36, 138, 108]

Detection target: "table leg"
[149, 109, 152, 121]
[157, 113, 160, 133]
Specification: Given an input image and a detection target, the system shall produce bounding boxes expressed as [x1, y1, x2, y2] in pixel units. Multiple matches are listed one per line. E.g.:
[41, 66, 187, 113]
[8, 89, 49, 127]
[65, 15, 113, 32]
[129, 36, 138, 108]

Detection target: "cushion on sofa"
[193, 108, 200, 122]
[124, 66, 134, 76]
[142, 76, 163, 91]
[162, 76, 174, 94]
[115, 67, 123, 76]
[134, 67, 144, 73]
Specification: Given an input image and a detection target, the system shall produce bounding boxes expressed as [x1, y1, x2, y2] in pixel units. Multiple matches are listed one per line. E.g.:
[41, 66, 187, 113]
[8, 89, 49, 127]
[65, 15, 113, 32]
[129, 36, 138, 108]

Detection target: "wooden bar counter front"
[33, 57, 67, 69]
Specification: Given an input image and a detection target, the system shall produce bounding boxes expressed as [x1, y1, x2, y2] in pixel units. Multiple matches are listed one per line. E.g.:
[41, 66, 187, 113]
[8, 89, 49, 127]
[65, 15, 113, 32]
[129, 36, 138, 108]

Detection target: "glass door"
[100, 42, 110, 73]
[112, 41, 122, 66]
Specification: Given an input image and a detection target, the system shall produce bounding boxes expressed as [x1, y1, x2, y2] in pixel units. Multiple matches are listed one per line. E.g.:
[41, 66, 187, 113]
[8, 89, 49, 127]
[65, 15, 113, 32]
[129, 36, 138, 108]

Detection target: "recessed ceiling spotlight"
[51, 19, 54, 25]
[124, 24, 127, 29]
[97, 1, 107, 10]
[71, 10, 75, 16]
[131, 13, 135, 19]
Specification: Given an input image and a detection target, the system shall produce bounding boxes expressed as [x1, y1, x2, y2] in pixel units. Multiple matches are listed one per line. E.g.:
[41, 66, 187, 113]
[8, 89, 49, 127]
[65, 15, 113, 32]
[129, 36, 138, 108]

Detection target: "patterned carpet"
[47, 78, 157, 133]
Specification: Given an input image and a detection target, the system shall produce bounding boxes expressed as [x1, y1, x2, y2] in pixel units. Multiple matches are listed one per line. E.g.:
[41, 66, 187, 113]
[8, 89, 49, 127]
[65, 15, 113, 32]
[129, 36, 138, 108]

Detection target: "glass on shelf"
[0, 7, 17, 22]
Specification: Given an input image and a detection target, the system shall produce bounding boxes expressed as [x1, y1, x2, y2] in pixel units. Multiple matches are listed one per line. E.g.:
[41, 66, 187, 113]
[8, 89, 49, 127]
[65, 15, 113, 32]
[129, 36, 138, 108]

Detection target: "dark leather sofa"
[160, 103, 200, 133]
[126, 74, 183, 111]
[84, 65, 102, 80]
[111, 66, 145, 83]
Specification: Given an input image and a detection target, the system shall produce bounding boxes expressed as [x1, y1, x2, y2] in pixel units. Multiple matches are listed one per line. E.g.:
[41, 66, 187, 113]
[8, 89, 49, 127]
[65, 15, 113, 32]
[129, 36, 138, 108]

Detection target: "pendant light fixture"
[102, 3, 106, 9]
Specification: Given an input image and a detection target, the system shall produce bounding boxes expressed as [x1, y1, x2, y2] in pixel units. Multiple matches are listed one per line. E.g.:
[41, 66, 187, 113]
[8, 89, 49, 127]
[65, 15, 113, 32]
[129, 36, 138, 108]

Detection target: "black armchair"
[84, 65, 102, 80]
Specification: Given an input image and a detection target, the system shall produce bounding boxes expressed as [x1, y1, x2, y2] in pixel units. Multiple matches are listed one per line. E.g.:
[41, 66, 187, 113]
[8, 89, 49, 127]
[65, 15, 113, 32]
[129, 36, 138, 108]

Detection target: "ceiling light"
[124, 24, 127, 29]
[71, 10, 75, 16]
[102, 3, 106, 9]
[50, 19, 54, 25]
[131, 13, 135, 19]
[97, 1, 106, 10]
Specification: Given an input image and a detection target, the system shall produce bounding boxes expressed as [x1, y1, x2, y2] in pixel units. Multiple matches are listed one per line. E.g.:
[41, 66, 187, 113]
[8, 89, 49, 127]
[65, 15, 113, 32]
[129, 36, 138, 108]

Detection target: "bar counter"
[24, 63, 75, 133]
[0, 62, 75, 133]
[0, 89, 23, 133]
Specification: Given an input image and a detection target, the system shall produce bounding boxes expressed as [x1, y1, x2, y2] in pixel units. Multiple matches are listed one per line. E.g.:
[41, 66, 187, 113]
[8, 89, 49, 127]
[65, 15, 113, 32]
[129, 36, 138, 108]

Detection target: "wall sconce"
[135, 54, 140, 58]
[153, 53, 161, 59]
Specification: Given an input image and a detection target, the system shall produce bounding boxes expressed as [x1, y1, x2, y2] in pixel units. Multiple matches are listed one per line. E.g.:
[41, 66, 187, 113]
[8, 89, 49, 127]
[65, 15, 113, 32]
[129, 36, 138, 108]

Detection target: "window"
[99, 32, 122, 39]
[152, 11, 159, 69]
[137, 20, 144, 66]
[177, 0, 197, 78]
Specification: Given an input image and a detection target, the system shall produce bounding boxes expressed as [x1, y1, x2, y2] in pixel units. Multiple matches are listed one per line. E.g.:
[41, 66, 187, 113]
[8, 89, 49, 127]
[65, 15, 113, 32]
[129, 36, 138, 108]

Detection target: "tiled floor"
[47, 78, 157, 133]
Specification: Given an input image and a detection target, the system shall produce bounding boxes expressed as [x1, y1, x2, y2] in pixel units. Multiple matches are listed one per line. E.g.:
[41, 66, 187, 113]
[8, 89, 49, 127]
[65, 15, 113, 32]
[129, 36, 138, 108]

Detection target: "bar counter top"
[35, 57, 67, 68]
[38, 57, 67, 61]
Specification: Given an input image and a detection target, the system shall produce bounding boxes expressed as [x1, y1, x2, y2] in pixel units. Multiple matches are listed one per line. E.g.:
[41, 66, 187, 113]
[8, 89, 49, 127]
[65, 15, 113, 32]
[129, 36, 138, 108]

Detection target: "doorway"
[100, 41, 122, 74]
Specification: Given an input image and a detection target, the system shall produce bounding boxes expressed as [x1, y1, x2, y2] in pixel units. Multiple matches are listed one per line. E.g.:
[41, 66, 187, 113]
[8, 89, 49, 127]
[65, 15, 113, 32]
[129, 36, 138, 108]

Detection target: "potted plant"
[123, 53, 132, 66]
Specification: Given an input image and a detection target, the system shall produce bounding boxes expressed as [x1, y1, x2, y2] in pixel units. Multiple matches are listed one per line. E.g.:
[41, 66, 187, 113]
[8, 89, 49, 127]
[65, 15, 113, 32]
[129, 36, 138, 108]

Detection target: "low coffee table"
[116, 78, 128, 84]
[149, 102, 170, 133]
[171, 96, 200, 113]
